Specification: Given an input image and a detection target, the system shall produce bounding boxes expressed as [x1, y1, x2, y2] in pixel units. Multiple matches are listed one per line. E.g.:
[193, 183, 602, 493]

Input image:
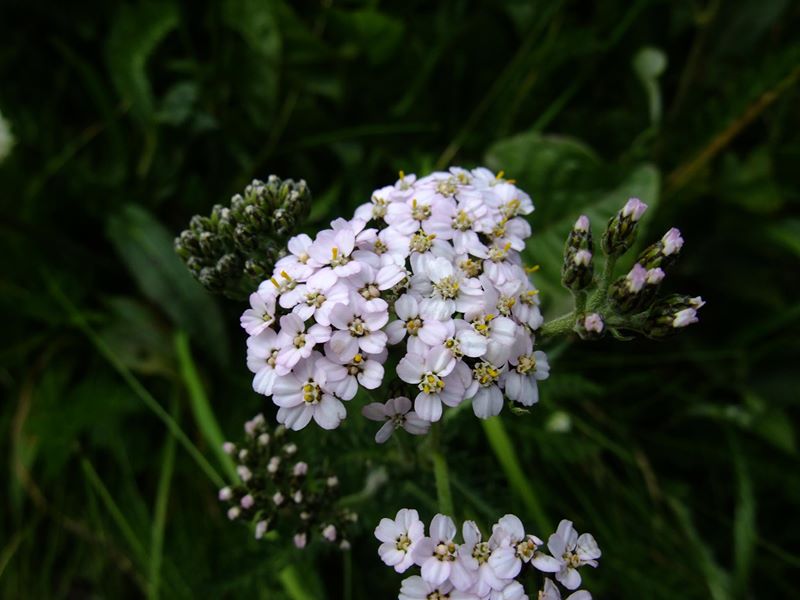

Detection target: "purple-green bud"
[601, 198, 648, 256]
[576, 312, 605, 340]
[561, 215, 594, 291]
[609, 263, 665, 313]
[644, 294, 705, 338]
[637, 227, 684, 269]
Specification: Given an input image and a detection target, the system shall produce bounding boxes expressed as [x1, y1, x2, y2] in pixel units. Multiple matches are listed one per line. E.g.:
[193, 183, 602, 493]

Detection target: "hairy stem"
[538, 311, 576, 341]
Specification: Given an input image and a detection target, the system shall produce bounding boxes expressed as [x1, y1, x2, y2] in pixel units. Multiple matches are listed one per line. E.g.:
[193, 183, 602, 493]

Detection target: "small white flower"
[412, 514, 459, 586]
[532, 520, 601, 590]
[490, 580, 529, 600]
[275, 313, 331, 374]
[504, 337, 549, 407]
[255, 520, 268, 540]
[274, 233, 317, 280]
[450, 520, 505, 596]
[272, 492, 285, 506]
[375, 508, 425, 573]
[240, 494, 254, 509]
[322, 524, 337, 541]
[583, 313, 604, 333]
[271, 353, 347, 431]
[385, 293, 450, 354]
[398, 575, 477, 600]
[293, 532, 307, 549]
[538, 578, 591, 600]
[661, 227, 684, 255]
[362, 396, 430, 443]
[622, 197, 648, 221]
[488, 514, 547, 580]
[397, 347, 470, 422]
[218, 487, 232, 501]
[246, 328, 282, 395]
[240, 289, 277, 335]
[292, 462, 308, 477]
[329, 352, 384, 400]
[328, 295, 389, 362]
[236, 465, 252, 483]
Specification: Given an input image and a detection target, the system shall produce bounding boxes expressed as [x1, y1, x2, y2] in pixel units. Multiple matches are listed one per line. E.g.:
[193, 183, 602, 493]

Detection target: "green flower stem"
[538, 311, 577, 341]
[588, 254, 618, 311]
[430, 422, 455, 517]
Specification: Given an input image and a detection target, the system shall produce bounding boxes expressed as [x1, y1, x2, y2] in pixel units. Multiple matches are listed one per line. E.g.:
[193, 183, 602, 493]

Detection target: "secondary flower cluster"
[376, 509, 599, 599]
[242, 167, 550, 435]
[218, 414, 356, 549]
[175, 176, 311, 299]
[562, 198, 704, 339]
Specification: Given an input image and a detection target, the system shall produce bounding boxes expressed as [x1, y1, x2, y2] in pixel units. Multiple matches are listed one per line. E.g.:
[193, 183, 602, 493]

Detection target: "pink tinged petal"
[362, 309, 389, 330]
[488, 547, 522, 579]
[387, 396, 412, 415]
[377, 264, 405, 289]
[557, 566, 582, 591]
[407, 336, 431, 357]
[418, 319, 448, 346]
[420, 557, 451, 587]
[449, 559, 477, 592]
[415, 393, 442, 422]
[531, 553, 563, 573]
[308, 324, 332, 343]
[460, 330, 488, 357]
[403, 412, 431, 435]
[386, 320, 408, 344]
[330, 331, 359, 362]
[497, 514, 526, 541]
[399, 575, 431, 598]
[374, 518, 403, 542]
[375, 421, 396, 443]
[278, 405, 313, 431]
[272, 390, 304, 408]
[358, 361, 384, 389]
[547, 532, 568, 558]
[398, 354, 425, 384]
[334, 376, 358, 401]
[462, 521, 481, 547]
[556, 520, 578, 549]
[430, 514, 457, 541]
[379, 544, 406, 567]
[566, 592, 591, 600]
[412, 538, 436, 567]
[279, 313, 304, 336]
[395, 294, 419, 320]
[576, 533, 601, 560]
[472, 386, 503, 419]
[313, 395, 346, 429]
[328, 303, 354, 330]
[504, 372, 522, 402]
[428, 346, 456, 376]
[252, 369, 277, 395]
[362, 402, 387, 421]
[359, 331, 387, 354]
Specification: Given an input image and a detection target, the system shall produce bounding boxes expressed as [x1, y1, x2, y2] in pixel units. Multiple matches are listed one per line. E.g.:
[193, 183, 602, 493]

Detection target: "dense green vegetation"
[1, 1, 798, 598]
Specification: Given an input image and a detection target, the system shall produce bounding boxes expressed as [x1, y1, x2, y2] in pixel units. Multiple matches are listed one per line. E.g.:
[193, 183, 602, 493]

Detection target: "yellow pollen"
[525, 264, 541, 273]
[281, 270, 291, 280]
[496, 170, 505, 179]
[331, 247, 339, 259]
[270, 277, 280, 288]
[399, 170, 405, 179]
[353, 353, 363, 363]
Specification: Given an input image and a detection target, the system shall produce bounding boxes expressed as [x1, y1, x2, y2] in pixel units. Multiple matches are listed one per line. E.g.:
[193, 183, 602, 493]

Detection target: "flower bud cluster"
[561, 215, 594, 292]
[563, 200, 703, 340]
[601, 197, 647, 257]
[218, 414, 356, 549]
[243, 167, 550, 435]
[376, 509, 599, 599]
[175, 176, 311, 299]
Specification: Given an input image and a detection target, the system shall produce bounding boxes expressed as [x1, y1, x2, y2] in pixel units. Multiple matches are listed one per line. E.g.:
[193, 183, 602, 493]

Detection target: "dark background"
[1, 0, 798, 598]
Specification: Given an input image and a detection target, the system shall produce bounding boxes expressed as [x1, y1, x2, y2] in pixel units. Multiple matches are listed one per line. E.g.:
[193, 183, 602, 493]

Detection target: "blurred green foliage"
[1, 0, 799, 598]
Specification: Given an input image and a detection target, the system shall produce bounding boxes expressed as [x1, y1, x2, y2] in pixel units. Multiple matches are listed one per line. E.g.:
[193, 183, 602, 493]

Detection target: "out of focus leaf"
[222, 0, 281, 129]
[106, 1, 179, 121]
[330, 9, 404, 65]
[157, 82, 198, 127]
[720, 149, 783, 214]
[106, 205, 229, 365]
[767, 218, 800, 256]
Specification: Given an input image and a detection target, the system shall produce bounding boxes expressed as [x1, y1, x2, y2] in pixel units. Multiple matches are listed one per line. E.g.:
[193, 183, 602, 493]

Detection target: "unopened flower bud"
[257, 433, 270, 446]
[293, 462, 309, 477]
[339, 540, 351, 550]
[238, 449, 249, 461]
[272, 492, 285, 506]
[227, 507, 241, 521]
[283, 443, 298, 456]
[255, 520, 268, 540]
[562, 216, 594, 291]
[222, 442, 236, 455]
[327, 476, 339, 488]
[322, 524, 337, 542]
[240, 494, 254, 509]
[292, 490, 303, 504]
[267, 457, 281, 474]
[237, 465, 252, 483]
[637, 227, 684, 269]
[644, 294, 705, 338]
[218, 487, 233, 502]
[576, 312, 605, 340]
[602, 198, 648, 256]
[609, 263, 663, 314]
[294, 533, 307, 549]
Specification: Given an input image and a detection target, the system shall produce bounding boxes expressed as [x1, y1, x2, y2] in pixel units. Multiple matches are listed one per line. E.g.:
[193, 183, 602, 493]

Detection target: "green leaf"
[106, 2, 179, 122]
[106, 205, 229, 366]
[330, 9, 405, 65]
[536, 165, 660, 316]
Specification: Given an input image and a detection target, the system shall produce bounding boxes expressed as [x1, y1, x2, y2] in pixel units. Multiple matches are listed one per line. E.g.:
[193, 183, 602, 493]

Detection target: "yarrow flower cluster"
[242, 167, 550, 436]
[376, 509, 600, 599]
[218, 414, 356, 549]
